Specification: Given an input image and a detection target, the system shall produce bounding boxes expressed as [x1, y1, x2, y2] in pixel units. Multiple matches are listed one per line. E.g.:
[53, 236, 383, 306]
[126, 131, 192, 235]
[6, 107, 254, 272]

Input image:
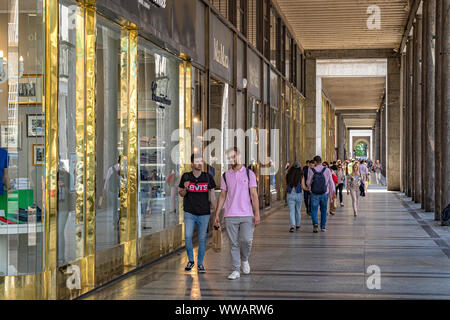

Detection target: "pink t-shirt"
[221, 166, 257, 217]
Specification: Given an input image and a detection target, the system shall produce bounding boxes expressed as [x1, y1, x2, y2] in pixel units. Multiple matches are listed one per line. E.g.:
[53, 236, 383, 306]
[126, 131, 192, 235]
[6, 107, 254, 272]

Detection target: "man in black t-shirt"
[178, 154, 217, 273]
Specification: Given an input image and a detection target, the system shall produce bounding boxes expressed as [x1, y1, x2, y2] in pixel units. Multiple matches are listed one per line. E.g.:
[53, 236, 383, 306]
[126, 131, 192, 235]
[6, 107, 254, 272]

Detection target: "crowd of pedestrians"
[177, 148, 383, 279]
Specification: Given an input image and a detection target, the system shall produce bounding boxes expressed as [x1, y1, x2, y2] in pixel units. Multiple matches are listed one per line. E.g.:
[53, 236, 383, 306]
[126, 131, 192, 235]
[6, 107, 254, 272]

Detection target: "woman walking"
[286, 161, 308, 232]
[336, 164, 345, 207]
[346, 163, 363, 217]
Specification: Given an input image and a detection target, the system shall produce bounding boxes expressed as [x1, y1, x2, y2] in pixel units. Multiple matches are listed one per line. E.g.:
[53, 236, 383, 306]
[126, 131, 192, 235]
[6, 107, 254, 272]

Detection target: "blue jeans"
[310, 193, 329, 229]
[184, 212, 210, 266]
[287, 192, 303, 227]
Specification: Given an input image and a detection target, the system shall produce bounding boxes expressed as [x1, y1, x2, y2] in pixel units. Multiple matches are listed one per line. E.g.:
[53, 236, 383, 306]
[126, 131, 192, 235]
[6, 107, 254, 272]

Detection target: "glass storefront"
[136, 37, 180, 238]
[0, 0, 44, 276]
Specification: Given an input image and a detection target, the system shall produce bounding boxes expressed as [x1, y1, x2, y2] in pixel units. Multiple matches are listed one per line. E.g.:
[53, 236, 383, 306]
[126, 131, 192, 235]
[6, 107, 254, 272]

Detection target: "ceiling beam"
[398, 0, 421, 53]
[336, 109, 379, 115]
[305, 49, 400, 59]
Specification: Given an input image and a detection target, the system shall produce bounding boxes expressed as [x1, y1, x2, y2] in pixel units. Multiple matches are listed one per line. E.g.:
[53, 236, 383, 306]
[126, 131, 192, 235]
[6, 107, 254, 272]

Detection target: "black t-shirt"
[179, 172, 216, 215]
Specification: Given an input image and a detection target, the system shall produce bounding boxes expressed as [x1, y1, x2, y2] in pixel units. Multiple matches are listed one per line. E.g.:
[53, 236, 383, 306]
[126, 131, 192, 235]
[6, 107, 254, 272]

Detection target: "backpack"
[222, 167, 252, 203]
[311, 168, 327, 195]
[442, 204, 450, 225]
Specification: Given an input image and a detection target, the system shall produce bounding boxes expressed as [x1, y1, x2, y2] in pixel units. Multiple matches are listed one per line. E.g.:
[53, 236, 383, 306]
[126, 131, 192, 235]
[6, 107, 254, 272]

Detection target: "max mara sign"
[210, 14, 233, 83]
[213, 38, 229, 69]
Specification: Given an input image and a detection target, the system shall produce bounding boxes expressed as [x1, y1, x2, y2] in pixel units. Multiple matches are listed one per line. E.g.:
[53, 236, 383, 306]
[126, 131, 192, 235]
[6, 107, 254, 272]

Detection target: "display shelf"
[140, 181, 166, 184]
[0, 223, 43, 235]
[140, 163, 165, 166]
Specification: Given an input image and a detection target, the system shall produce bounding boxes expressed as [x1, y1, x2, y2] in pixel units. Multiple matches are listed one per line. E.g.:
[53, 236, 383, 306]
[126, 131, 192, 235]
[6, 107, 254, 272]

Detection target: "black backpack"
[442, 204, 450, 224]
[311, 168, 327, 195]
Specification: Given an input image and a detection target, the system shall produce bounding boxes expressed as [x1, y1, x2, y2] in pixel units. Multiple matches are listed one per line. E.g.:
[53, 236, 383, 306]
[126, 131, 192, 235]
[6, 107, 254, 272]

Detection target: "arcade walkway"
[82, 185, 450, 300]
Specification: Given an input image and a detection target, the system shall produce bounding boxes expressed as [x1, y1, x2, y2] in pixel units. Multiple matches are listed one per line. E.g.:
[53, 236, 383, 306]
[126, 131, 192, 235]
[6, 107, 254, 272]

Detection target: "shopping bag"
[212, 226, 222, 252]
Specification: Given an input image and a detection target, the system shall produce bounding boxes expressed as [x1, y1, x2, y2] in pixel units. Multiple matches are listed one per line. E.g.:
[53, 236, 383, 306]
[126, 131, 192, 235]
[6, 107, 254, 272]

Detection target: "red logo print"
[188, 182, 209, 192]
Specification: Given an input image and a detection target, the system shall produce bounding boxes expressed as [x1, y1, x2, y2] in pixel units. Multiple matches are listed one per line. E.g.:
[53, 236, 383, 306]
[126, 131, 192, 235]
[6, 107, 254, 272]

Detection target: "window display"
[0, 0, 44, 276]
[137, 37, 180, 237]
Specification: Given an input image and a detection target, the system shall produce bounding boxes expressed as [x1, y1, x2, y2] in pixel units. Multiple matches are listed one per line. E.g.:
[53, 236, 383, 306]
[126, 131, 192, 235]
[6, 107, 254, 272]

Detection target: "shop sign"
[138, 0, 166, 9]
[151, 81, 172, 105]
[213, 38, 229, 69]
[247, 48, 261, 98]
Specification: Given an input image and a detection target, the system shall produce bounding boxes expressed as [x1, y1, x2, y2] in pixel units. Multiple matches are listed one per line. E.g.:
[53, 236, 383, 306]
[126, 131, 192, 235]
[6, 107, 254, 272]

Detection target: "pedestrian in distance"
[346, 163, 363, 217]
[214, 147, 261, 280]
[306, 156, 336, 233]
[178, 154, 217, 273]
[286, 161, 309, 232]
[336, 164, 346, 207]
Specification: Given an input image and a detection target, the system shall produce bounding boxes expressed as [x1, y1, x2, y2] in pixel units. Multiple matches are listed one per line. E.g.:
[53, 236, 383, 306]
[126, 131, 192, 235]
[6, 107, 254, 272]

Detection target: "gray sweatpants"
[225, 216, 255, 272]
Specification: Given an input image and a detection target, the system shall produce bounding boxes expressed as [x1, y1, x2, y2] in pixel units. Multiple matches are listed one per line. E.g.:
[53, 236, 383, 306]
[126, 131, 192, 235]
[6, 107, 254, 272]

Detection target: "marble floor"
[82, 184, 450, 300]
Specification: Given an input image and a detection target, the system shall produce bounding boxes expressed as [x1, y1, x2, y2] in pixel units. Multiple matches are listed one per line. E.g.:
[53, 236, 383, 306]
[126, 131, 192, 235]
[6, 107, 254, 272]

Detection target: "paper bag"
[212, 226, 222, 252]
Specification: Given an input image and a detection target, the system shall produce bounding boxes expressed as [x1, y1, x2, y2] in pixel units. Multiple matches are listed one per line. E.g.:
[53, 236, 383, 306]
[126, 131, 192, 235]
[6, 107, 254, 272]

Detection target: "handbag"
[212, 225, 222, 252]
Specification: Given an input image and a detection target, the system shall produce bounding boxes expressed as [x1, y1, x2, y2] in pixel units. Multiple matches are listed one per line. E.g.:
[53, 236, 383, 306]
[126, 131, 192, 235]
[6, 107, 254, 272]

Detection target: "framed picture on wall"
[32, 144, 44, 166]
[0, 123, 21, 150]
[27, 114, 45, 137]
[16, 74, 43, 105]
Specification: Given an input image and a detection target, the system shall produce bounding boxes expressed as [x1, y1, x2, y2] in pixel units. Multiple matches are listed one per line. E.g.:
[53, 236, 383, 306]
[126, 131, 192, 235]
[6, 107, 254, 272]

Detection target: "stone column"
[375, 112, 381, 162]
[401, 52, 407, 193]
[435, 0, 442, 219]
[441, 0, 450, 215]
[337, 115, 345, 160]
[412, 16, 423, 203]
[423, 0, 436, 212]
[305, 58, 318, 160]
[407, 37, 414, 198]
[380, 105, 387, 177]
[387, 57, 402, 191]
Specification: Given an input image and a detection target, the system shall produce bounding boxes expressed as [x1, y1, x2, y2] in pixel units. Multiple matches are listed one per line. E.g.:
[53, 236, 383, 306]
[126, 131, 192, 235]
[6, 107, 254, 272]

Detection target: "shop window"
[269, 9, 277, 67]
[57, 0, 84, 266]
[236, 0, 246, 35]
[208, 78, 229, 188]
[247, 97, 258, 169]
[137, 37, 180, 237]
[285, 32, 290, 81]
[0, 0, 45, 276]
[211, 0, 229, 21]
[263, 0, 270, 60]
[269, 108, 278, 194]
[95, 17, 124, 251]
[191, 68, 205, 157]
[247, 0, 257, 49]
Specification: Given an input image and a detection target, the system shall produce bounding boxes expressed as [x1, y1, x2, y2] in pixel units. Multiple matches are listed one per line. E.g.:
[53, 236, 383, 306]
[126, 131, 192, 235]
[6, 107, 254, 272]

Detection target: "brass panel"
[137, 224, 183, 267]
[125, 28, 138, 268]
[95, 245, 125, 287]
[0, 273, 45, 300]
[84, 6, 96, 288]
[119, 30, 129, 245]
[178, 63, 186, 223]
[56, 255, 93, 300]
[75, 3, 86, 259]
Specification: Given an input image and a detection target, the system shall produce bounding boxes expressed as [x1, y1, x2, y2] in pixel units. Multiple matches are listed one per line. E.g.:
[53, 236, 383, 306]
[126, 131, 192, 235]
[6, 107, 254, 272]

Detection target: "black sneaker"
[198, 265, 206, 273]
[296, 225, 300, 230]
[289, 227, 295, 233]
[185, 261, 195, 272]
[313, 225, 319, 233]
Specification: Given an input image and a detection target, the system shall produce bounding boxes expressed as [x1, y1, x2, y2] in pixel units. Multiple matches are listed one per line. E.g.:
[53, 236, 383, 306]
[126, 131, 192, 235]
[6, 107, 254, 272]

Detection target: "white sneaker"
[242, 261, 250, 274]
[228, 271, 240, 280]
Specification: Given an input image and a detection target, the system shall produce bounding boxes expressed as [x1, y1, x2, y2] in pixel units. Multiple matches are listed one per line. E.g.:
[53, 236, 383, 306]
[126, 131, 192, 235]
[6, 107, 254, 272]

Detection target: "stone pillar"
[380, 105, 387, 177]
[387, 57, 402, 191]
[412, 16, 423, 203]
[407, 37, 414, 198]
[423, 0, 436, 212]
[374, 112, 381, 162]
[305, 58, 318, 160]
[435, 0, 443, 219]
[441, 0, 450, 215]
[401, 52, 407, 193]
[337, 115, 345, 160]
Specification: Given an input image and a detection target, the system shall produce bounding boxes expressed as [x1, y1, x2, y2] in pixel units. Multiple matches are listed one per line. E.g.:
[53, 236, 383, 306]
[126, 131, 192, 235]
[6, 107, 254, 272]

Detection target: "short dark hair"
[313, 156, 322, 163]
[191, 153, 202, 163]
[305, 160, 309, 164]
[226, 146, 241, 155]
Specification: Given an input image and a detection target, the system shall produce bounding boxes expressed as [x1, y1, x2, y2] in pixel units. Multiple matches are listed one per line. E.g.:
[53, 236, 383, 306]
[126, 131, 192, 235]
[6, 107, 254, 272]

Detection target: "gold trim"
[84, 5, 96, 289]
[44, 0, 59, 299]
[75, 4, 86, 261]
[119, 30, 129, 245]
[125, 27, 138, 268]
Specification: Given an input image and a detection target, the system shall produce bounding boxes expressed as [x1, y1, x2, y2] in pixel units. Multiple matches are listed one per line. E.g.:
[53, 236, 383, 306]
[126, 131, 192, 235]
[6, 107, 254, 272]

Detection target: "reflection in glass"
[57, 0, 84, 265]
[0, 0, 44, 275]
[95, 17, 124, 251]
[137, 38, 180, 237]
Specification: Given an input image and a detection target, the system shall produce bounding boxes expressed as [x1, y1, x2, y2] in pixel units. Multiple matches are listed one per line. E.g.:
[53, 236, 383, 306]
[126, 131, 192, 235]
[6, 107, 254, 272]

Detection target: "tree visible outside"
[355, 142, 368, 157]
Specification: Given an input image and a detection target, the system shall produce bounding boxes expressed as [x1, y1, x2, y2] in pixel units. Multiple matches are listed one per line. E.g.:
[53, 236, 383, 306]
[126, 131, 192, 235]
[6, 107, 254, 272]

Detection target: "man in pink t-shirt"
[214, 147, 260, 280]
